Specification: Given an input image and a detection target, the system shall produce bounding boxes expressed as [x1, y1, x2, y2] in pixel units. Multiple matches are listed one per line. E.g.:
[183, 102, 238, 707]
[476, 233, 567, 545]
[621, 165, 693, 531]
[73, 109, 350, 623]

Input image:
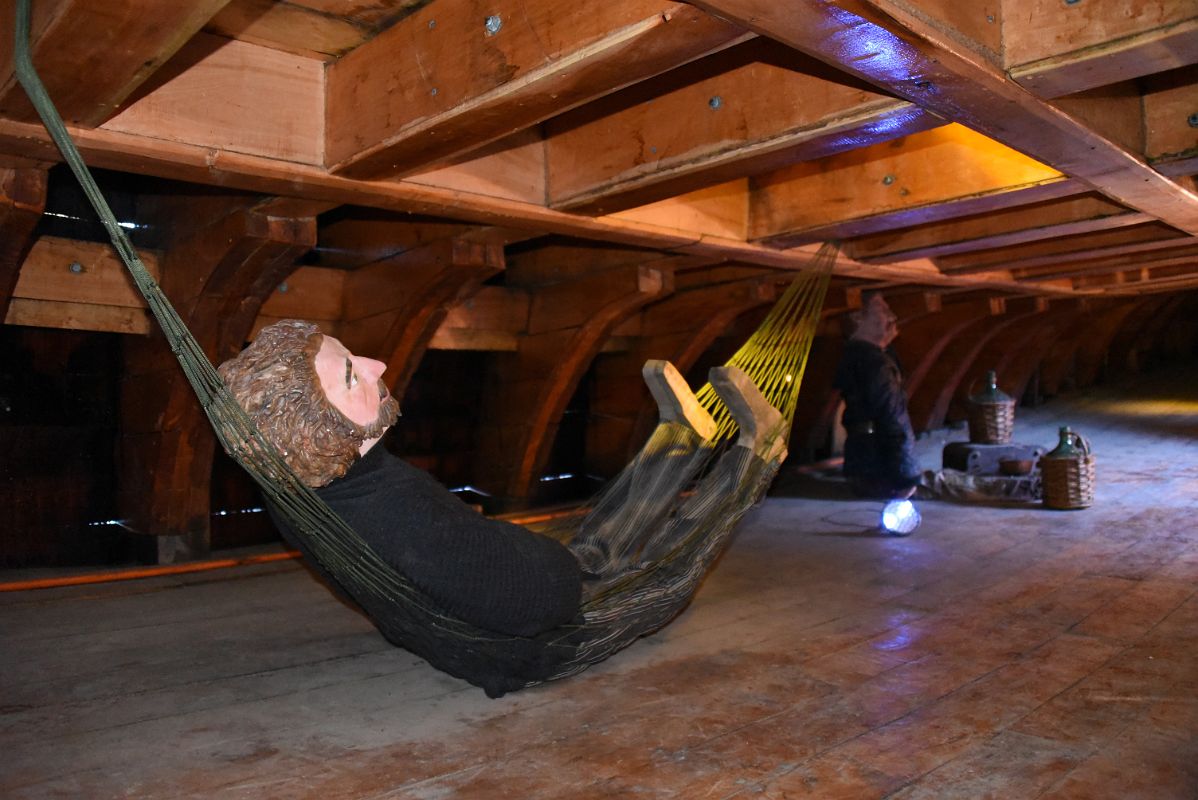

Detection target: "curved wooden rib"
[119, 205, 315, 562]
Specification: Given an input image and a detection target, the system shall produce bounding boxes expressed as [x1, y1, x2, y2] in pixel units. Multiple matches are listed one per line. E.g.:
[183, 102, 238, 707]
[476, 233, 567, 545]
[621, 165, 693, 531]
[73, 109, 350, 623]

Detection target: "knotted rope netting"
[14, 0, 835, 696]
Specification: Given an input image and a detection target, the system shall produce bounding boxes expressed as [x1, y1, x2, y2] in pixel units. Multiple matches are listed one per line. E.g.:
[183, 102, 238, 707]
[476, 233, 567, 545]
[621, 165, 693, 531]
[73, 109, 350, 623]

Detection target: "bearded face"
[218, 320, 400, 488]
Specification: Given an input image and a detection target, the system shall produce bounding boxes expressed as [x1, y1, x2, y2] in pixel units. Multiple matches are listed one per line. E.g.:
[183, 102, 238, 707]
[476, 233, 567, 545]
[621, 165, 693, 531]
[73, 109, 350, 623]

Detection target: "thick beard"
[352, 381, 401, 442]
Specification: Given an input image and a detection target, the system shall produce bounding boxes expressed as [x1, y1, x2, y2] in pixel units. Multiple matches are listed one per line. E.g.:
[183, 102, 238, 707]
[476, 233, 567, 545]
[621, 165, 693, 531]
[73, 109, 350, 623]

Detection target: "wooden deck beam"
[325, 1, 747, 179]
[1077, 263, 1198, 291]
[0, 0, 232, 126]
[846, 194, 1149, 263]
[5, 235, 159, 334]
[546, 39, 935, 214]
[1145, 66, 1198, 177]
[690, 0, 1198, 235]
[0, 115, 1082, 297]
[749, 124, 1074, 247]
[937, 223, 1191, 276]
[102, 34, 325, 166]
[1004, 0, 1198, 98]
[1015, 246, 1198, 284]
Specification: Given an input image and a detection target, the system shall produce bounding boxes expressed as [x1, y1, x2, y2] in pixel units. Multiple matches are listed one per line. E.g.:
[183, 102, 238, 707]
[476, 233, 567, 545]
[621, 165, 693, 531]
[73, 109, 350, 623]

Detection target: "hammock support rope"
[14, 0, 836, 697]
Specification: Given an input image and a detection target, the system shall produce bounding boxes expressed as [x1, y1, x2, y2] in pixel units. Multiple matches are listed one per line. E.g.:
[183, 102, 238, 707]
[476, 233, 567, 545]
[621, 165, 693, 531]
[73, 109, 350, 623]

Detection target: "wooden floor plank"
[2, 367, 1197, 798]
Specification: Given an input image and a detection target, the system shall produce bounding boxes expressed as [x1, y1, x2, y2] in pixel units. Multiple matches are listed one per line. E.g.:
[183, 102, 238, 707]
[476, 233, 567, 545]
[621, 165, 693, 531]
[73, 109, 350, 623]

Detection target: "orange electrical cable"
[0, 551, 302, 593]
[0, 506, 589, 593]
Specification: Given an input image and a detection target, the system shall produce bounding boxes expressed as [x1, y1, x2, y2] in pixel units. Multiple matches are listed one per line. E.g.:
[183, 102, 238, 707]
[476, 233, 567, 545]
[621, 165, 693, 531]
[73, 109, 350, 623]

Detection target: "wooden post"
[900, 298, 1006, 433]
[892, 298, 1000, 406]
[119, 203, 315, 563]
[340, 238, 504, 401]
[1105, 295, 1185, 376]
[0, 0, 232, 126]
[587, 277, 774, 477]
[0, 168, 46, 321]
[1073, 300, 1163, 389]
[474, 259, 673, 508]
[986, 303, 1082, 407]
[947, 299, 1052, 421]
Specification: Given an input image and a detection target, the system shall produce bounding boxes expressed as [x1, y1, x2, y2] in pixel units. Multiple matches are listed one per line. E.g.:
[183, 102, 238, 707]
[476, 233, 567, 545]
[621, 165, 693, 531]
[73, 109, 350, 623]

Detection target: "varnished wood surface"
[2, 370, 1196, 798]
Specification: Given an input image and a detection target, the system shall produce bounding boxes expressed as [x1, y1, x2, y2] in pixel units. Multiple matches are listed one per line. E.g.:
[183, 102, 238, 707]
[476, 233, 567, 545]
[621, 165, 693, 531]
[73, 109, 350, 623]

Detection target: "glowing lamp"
[881, 499, 920, 535]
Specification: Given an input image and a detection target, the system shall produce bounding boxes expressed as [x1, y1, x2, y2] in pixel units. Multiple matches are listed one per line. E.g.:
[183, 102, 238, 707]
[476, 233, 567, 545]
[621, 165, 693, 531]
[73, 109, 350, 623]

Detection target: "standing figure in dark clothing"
[833, 293, 920, 499]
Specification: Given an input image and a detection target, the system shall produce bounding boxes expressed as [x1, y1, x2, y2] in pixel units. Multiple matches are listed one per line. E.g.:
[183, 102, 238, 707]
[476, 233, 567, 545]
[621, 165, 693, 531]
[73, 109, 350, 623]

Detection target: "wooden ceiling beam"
[526, 262, 672, 334]
[750, 124, 1077, 246]
[325, 1, 747, 179]
[1143, 263, 1198, 283]
[606, 181, 751, 241]
[1097, 277, 1198, 295]
[880, 288, 942, 320]
[5, 235, 161, 334]
[0, 115, 1077, 296]
[101, 34, 325, 166]
[8, 235, 158, 309]
[253, 266, 346, 339]
[845, 193, 1149, 263]
[1004, 0, 1198, 98]
[689, 0, 1198, 235]
[203, 0, 368, 61]
[315, 217, 477, 269]
[505, 242, 666, 287]
[1050, 81, 1145, 159]
[1146, 66, 1198, 178]
[0, 0, 233, 126]
[430, 285, 530, 352]
[936, 223, 1191, 275]
[545, 39, 936, 214]
[1077, 263, 1198, 291]
[671, 263, 769, 291]
[403, 128, 548, 206]
[1014, 247, 1198, 283]
[340, 239, 499, 324]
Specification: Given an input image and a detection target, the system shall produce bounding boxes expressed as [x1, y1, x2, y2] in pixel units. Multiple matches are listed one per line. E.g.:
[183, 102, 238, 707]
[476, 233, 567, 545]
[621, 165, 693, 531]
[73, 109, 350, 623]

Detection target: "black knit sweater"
[271, 444, 583, 638]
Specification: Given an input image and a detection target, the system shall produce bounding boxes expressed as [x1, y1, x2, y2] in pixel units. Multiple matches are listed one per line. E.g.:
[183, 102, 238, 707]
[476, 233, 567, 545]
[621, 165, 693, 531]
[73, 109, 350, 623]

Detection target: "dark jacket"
[833, 339, 920, 495]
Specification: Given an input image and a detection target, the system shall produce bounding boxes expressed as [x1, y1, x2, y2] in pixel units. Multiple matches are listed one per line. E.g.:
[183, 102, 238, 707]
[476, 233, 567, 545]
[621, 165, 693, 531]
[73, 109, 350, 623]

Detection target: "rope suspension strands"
[695, 242, 837, 443]
[14, 0, 835, 697]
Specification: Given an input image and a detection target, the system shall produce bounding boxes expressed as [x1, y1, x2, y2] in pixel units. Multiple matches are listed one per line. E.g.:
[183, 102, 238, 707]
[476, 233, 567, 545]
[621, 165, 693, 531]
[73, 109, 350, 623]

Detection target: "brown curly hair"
[218, 319, 400, 487]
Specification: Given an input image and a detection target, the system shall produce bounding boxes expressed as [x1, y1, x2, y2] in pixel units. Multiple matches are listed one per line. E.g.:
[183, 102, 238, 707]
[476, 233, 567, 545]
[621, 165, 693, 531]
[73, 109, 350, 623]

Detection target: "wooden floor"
[4, 370, 1197, 799]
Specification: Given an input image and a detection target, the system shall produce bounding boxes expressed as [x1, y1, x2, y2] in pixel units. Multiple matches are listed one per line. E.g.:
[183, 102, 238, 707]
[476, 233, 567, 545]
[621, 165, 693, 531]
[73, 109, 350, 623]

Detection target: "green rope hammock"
[13, 0, 836, 697]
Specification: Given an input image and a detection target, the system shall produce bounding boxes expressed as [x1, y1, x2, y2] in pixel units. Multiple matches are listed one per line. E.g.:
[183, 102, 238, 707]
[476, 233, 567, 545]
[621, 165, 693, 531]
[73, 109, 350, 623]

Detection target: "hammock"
[13, 0, 835, 697]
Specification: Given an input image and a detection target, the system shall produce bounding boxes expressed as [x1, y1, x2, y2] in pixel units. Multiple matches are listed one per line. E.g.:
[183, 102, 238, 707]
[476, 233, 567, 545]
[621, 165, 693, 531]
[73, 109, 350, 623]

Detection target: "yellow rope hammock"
[14, 0, 836, 696]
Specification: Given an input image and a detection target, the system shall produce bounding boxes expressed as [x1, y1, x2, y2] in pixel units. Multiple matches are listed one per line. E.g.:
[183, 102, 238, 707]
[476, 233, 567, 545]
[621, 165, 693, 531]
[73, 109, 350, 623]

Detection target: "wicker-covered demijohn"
[1041, 426, 1095, 510]
[968, 370, 1015, 445]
